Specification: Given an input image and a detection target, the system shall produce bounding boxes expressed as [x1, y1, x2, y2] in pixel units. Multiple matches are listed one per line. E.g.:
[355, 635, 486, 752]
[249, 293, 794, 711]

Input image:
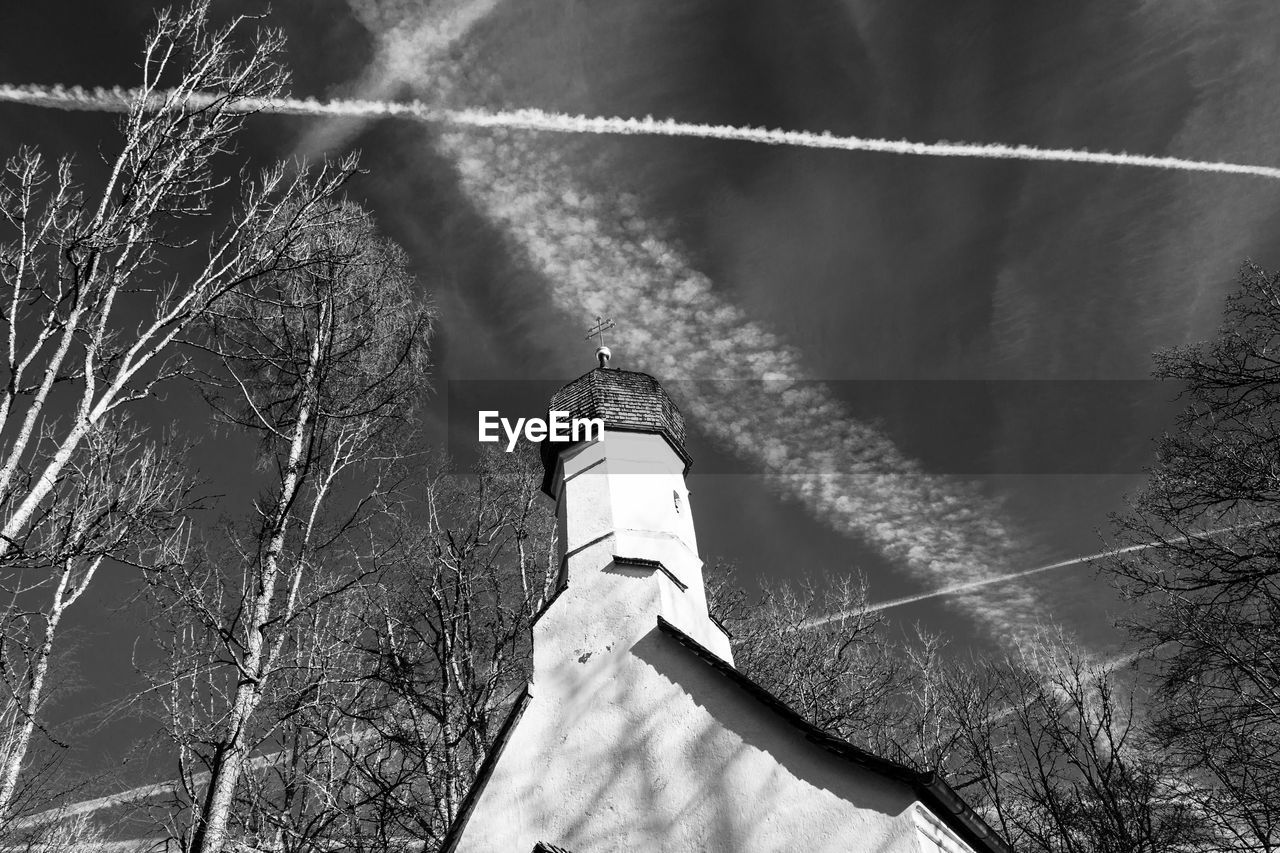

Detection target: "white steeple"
[443, 359, 1010, 853]
[535, 365, 733, 683]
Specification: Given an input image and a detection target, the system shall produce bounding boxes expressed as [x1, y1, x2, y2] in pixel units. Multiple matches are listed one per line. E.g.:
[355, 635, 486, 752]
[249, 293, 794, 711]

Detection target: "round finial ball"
[596, 345, 612, 367]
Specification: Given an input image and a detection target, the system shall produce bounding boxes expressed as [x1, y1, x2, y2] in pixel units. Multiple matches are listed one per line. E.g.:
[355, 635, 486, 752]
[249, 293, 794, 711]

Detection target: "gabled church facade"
[442, 361, 1010, 853]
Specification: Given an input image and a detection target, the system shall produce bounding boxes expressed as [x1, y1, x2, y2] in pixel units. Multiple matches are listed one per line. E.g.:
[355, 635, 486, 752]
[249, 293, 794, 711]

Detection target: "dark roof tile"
[541, 368, 690, 495]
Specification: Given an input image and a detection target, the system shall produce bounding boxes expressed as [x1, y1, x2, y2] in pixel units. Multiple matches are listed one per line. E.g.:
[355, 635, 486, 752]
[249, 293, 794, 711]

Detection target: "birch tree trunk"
[0, 422, 189, 827]
[0, 1, 358, 823]
[144, 201, 432, 853]
[191, 310, 322, 853]
[0, 585, 66, 815]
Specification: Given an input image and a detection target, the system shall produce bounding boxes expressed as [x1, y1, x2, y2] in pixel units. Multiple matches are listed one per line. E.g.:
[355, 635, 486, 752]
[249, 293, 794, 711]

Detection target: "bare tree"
[713, 569, 1013, 786]
[0, 1, 355, 560]
[140, 446, 556, 853]
[955, 636, 1203, 853]
[145, 201, 431, 853]
[0, 0, 360, 824]
[204, 578, 381, 853]
[345, 447, 558, 848]
[712, 571, 1200, 852]
[707, 567, 911, 747]
[226, 446, 557, 852]
[5, 809, 116, 853]
[1108, 261, 1280, 852]
[0, 420, 190, 832]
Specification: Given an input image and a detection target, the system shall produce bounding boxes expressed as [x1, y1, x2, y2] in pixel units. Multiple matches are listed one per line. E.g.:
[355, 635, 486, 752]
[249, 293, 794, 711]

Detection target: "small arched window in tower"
[673, 490, 682, 514]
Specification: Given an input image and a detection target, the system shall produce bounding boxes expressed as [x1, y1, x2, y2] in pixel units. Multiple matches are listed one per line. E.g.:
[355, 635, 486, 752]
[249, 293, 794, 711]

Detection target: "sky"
[3, 0, 1280, 782]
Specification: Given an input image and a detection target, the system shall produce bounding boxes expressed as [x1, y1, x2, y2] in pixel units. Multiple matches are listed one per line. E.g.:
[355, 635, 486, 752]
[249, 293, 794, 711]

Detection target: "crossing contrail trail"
[803, 521, 1272, 628]
[4, 83, 1280, 180]
[325, 6, 1051, 646]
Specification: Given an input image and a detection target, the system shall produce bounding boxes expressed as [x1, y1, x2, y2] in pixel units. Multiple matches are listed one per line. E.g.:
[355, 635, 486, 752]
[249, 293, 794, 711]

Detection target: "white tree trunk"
[0, 569, 71, 816]
[194, 331, 322, 853]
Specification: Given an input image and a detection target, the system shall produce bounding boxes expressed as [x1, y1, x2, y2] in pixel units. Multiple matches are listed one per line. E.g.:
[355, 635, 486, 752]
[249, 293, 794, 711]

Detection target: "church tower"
[534, 359, 734, 682]
[442, 348, 1008, 853]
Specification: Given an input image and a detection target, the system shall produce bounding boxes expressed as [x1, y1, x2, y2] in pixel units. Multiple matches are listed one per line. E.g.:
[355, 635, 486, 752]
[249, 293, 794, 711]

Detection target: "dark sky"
[4, 0, 1280, 782]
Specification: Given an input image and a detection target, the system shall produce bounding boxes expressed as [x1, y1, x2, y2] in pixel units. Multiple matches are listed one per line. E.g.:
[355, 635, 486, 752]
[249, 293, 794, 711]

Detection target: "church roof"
[439, 621, 1012, 853]
[540, 367, 691, 496]
[655, 617, 1013, 853]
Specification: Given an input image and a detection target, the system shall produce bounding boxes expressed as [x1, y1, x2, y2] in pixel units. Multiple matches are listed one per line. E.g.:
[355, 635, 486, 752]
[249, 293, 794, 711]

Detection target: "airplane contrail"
[4, 84, 1280, 180]
[10, 724, 383, 828]
[802, 521, 1272, 628]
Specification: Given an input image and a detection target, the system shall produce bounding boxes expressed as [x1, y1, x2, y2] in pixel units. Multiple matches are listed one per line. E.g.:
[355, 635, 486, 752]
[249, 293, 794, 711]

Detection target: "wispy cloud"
[312, 3, 1055, 648]
[0, 6, 1087, 646]
[408, 115, 1049, 644]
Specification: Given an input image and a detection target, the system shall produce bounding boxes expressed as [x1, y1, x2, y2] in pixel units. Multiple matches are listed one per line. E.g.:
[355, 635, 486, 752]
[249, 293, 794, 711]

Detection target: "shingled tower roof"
[540, 367, 691, 496]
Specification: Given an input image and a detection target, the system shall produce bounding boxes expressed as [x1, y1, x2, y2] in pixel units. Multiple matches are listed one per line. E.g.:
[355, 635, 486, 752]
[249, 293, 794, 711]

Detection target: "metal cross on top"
[585, 315, 616, 367]
[585, 315, 616, 348]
